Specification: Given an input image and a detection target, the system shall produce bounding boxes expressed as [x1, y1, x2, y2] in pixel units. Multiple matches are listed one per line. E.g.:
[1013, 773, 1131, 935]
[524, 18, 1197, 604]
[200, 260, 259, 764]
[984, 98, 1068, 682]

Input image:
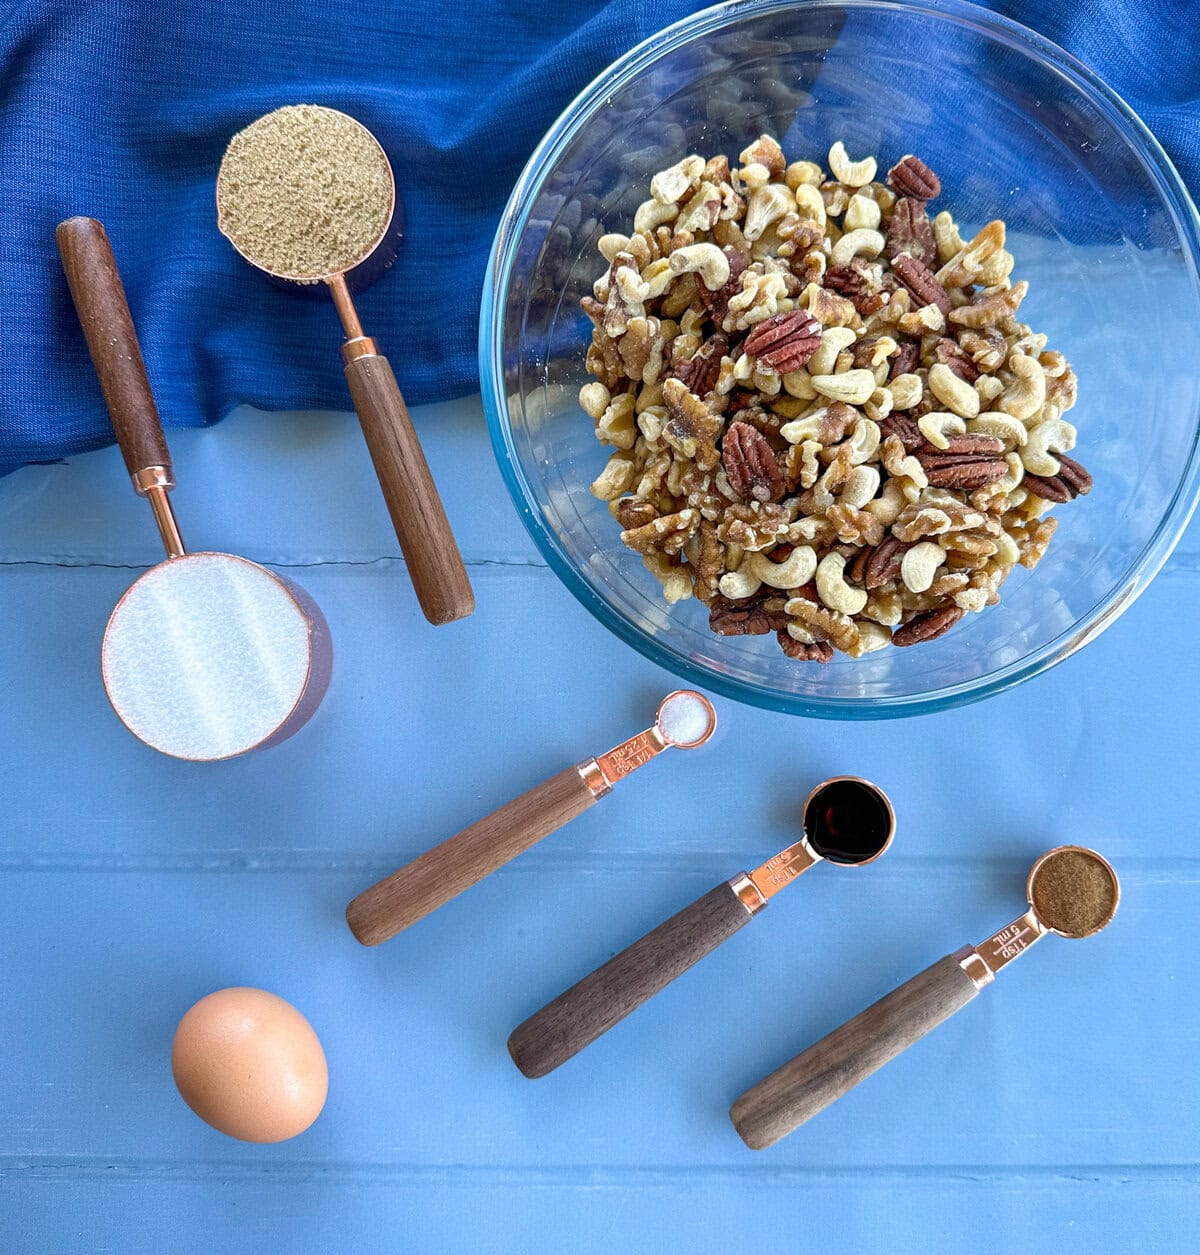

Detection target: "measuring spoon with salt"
[508, 777, 894, 1078]
[345, 691, 717, 946]
[731, 844, 1119, 1149]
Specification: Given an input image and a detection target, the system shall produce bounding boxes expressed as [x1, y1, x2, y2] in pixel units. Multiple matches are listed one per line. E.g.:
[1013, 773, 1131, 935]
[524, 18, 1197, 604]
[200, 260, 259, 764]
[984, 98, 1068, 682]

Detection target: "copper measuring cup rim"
[800, 774, 896, 867]
[215, 104, 398, 285]
[100, 550, 330, 762]
[1026, 843, 1120, 939]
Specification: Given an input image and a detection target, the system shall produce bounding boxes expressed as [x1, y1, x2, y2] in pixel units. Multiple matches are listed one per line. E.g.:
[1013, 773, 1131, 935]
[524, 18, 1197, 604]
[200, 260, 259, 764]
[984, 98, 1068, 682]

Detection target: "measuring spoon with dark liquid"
[508, 776, 894, 1078]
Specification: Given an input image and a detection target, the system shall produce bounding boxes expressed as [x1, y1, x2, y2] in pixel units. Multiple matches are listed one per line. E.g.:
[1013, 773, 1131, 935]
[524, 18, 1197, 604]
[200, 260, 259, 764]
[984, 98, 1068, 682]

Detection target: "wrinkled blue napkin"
[1, 0, 1196, 473]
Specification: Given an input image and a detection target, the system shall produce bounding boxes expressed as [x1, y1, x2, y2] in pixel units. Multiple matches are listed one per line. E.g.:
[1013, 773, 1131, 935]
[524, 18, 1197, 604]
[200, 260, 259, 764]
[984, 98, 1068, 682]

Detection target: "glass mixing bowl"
[480, 0, 1200, 718]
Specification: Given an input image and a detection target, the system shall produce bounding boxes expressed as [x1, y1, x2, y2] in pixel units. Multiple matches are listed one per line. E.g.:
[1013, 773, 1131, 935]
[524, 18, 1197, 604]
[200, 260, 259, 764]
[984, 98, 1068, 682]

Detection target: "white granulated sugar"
[657, 691, 712, 747]
[102, 554, 311, 760]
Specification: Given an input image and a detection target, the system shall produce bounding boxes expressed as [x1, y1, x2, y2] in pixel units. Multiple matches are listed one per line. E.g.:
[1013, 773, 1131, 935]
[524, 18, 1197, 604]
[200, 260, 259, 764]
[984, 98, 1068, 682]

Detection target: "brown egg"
[171, 987, 328, 1143]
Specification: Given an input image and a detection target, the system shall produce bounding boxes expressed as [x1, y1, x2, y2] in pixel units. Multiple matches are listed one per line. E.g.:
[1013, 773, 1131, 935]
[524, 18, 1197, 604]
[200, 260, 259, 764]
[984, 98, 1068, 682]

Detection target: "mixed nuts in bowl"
[481, 0, 1200, 717]
[579, 133, 1092, 664]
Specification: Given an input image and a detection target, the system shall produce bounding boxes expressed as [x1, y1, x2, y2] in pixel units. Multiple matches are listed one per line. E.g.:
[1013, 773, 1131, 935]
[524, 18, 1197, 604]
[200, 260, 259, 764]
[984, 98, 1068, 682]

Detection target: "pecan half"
[919, 452, 1008, 490]
[709, 593, 789, 636]
[887, 155, 942, 201]
[723, 420, 786, 503]
[673, 334, 728, 397]
[889, 339, 921, 379]
[878, 412, 926, 450]
[884, 198, 937, 264]
[742, 311, 822, 373]
[1025, 453, 1092, 503]
[938, 433, 1006, 457]
[697, 246, 748, 327]
[777, 632, 834, 662]
[933, 337, 980, 384]
[893, 604, 964, 646]
[891, 253, 951, 316]
[864, 535, 912, 589]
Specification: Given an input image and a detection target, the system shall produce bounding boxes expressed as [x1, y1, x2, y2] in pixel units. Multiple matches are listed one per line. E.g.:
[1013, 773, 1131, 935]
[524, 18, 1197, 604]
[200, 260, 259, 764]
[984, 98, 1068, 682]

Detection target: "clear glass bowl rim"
[480, 0, 1200, 719]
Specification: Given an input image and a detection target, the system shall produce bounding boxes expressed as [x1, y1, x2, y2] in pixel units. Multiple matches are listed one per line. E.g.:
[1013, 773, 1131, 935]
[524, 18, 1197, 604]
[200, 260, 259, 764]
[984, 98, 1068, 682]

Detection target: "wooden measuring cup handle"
[508, 881, 754, 1078]
[343, 354, 474, 626]
[730, 954, 981, 1149]
[345, 766, 597, 946]
[56, 217, 170, 480]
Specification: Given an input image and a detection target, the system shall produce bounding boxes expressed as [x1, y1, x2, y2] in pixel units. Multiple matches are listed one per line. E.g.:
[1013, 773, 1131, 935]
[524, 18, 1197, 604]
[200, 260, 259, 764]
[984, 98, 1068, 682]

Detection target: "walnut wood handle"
[508, 881, 754, 1078]
[346, 765, 596, 946]
[56, 217, 170, 481]
[730, 954, 981, 1149]
[343, 354, 474, 626]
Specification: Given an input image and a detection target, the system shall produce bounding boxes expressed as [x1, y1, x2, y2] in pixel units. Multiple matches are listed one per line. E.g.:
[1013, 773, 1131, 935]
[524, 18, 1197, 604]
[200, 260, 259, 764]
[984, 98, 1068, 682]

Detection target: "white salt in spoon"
[58, 217, 331, 761]
[346, 691, 717, 945]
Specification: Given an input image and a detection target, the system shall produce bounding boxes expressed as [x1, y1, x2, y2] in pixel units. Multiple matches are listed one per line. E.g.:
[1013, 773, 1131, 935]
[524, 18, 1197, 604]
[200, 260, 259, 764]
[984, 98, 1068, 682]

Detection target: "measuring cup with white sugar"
[346, 691, 717, 946]
[216, 104, 473, 627]
[57, 217, 331, 761]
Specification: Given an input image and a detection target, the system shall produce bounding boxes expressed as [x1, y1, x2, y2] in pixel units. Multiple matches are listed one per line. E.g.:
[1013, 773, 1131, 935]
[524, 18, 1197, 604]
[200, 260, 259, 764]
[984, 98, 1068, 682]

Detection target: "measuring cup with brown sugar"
[731, 845, 1119, 1149]
[217, 104, 473, 626]
[508, 777, 894, 1079]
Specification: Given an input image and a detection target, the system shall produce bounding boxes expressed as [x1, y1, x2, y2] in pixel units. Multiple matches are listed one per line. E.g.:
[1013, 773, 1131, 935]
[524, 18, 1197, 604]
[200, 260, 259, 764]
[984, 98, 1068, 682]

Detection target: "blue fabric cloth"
[0, 0, 1196, 473]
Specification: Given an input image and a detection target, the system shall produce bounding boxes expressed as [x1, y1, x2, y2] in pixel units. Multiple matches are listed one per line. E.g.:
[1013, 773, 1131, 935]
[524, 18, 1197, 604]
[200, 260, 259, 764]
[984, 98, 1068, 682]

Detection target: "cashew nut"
[928, 362, 980, 418]
[816, 552, 868, 615]
[781, 369, 818, 400]
[718, 567, 761, 600]
[780, 412, 827, 444]
[650, 155, 704, 205]
[865, 478, 909, 525]
[830, 228, 885, 268]
[828, 141, 877, 188]
[785, 160, 824, 190]
[807, 326, 858, 376]
[1021, 417, 1076, 477]
[932, 210, 963, 263]
[811, 368, 876, 405]
[747, 545, 817, 590]
[839, 464, 881, 509]
[999, 352, 1047, 422]
[975, 375, 1005, 403]
[844, 193, 882, 232]
[597, 233, 632, 263]
[638, 257, 674, 300]
[669, 242, 730, 291]
[995, 530, 1021, 568]
[967, 411, 1027, 448]
[744, 184, 794, 242]
[846, 620, 892, 657]
[736, 162, 771, 192]
[997, 452, 1025, 492]
[633, 198, 678, 234]
[595, 392, 637, 449]
[792, 182, 826, 228]
[844, 417, 881, 466]
[888, 373, 923, 410]
[579, 382, 611, 420]
[865, 386, 894, 421]
[900, 541, 945, 594]
[918, 411, 967, 450]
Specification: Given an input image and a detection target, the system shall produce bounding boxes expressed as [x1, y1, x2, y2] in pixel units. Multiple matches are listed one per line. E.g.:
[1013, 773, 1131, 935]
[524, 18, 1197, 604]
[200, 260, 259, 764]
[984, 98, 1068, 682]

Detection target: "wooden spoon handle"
[346, 766, 597, 946]
[508, 881, 754, 1078]
[343, 353, 474, 626]
[730, 954, 981, 1149]
[56, 217, 170, 480]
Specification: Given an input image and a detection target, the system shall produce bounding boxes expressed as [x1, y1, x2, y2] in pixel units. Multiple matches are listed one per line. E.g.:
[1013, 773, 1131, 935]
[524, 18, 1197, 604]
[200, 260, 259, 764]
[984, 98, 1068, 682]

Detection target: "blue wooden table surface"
[1, 397, 1197, 1253]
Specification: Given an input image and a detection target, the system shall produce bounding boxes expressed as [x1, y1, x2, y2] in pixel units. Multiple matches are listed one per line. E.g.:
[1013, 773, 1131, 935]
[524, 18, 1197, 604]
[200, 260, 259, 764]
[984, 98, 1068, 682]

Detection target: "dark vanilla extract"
[804, 779, 892, 865]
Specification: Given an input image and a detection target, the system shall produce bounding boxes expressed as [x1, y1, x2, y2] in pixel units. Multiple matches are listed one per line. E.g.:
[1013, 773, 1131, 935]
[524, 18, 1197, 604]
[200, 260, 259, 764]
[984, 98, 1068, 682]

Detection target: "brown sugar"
[217, 105, 391, 280]
[1031, 848, 1117, 937]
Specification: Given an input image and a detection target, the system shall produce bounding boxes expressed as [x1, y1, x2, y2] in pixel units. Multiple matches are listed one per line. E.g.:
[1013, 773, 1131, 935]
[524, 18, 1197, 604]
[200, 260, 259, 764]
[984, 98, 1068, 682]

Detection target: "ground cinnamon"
[1031, 848, 1116, 937]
